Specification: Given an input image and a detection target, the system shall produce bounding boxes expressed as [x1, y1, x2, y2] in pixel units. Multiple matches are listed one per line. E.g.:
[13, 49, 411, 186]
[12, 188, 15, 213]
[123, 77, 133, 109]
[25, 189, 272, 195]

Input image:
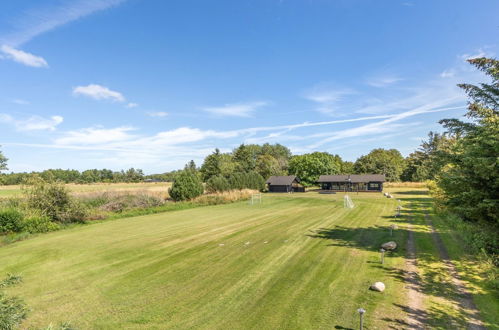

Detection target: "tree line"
[0, 168, 145, 185]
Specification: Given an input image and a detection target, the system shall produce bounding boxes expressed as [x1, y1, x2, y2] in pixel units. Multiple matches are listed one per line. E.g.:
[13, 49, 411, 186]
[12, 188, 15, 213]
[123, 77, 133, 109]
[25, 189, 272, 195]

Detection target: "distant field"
[0, 189, 495, 329]
[0, 182, 172, 199]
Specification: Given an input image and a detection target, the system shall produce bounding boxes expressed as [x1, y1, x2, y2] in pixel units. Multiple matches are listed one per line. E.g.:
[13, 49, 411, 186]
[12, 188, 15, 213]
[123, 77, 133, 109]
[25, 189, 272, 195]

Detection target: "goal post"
[250, 193, 262, 205]
[343, 194, 354, 209]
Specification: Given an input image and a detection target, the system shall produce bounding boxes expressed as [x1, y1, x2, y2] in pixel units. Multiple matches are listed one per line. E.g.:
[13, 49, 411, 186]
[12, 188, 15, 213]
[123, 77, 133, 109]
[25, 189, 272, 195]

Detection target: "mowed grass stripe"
[2, 192, 408, 329]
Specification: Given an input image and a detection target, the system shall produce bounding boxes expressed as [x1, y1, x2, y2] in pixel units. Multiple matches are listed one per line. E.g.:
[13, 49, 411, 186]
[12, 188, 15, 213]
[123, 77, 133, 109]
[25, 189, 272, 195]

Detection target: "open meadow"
[0, 188, 496, 329]
[0, 182, 172, 199]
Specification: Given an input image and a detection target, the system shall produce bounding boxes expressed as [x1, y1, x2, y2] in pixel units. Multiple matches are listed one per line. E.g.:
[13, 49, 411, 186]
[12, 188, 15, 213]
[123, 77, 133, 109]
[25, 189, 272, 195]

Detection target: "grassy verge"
[388, 188, 498, 329]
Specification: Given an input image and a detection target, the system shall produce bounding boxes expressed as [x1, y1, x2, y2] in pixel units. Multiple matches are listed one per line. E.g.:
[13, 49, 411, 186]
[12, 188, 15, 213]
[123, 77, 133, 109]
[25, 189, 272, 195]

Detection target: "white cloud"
[440, 69, 456, 78]
[12, 99, 30, 105]
[55, 126, 136, 145]
[126, 102, 138, 108]
[460, 48, 495, 60]
[0, 0, 127, 47]
[366, 75, 402, 87]
[146, 111, 168, 117]
[0, 45, 48, 68]
[73, 84, 125, 102]
[203, 101, 267, 117]
[303, 86, 355, 115]
[0, 113, 63, 131]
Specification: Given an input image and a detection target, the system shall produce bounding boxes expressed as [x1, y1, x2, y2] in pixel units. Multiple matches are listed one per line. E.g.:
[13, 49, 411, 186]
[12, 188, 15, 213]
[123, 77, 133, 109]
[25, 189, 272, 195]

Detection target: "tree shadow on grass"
[307, 225, 405, 254]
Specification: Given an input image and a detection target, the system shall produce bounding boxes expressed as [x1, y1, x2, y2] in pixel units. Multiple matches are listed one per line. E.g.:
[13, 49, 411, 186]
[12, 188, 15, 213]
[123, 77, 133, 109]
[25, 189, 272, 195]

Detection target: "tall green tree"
[169, 170, 204, 201]
[233, 144, 256, 172]
[402, 132, 456, 182]
[255, 154, 282, 179]
[288, 152, 342, 185]
[0, 146, 7, 172]
[354, 148, 406, 182]
[200, 149, 222, 181]
[436, 57, 499, 225]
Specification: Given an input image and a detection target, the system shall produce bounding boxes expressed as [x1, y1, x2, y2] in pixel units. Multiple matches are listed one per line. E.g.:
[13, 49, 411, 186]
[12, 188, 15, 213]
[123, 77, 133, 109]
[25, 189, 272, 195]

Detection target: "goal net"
[343, 195, 354, 209]
[250, 193, 262, 205]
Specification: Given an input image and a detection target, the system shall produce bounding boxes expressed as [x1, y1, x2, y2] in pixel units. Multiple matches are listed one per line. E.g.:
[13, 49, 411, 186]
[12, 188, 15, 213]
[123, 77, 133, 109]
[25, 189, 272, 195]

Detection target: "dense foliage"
[200, 144, 291, 182]
[288, 152, 342, 185]
[23, 178, 87, 223]
[205, 175, 231, 193]
[169, 171, 204, 201]
[402, 132, 455, 182]
[433, 58, 499, 227]
[354, 148, 406, 182]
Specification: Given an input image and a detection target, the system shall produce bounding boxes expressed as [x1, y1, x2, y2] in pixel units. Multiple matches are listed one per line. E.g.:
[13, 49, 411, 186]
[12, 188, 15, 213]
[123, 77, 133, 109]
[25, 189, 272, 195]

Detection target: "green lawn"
[0, 190, 496, 329]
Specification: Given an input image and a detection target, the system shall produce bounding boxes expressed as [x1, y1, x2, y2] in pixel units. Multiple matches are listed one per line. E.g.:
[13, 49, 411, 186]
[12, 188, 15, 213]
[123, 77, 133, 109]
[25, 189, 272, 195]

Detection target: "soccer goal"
[250, 193, 262, 205]
[343, 194, 354, 209]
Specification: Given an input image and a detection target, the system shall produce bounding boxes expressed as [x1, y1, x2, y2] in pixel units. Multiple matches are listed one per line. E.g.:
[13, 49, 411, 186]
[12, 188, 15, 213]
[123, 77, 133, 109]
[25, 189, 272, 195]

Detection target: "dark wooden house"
[266, 176, 304, 193]
[317, 174, 385, 192]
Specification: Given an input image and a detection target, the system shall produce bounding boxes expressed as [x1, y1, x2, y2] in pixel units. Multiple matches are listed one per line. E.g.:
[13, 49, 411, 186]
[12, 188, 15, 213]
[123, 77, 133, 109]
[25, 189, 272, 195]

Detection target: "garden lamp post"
[357, 308, 366, 330]
[380, 248, 386, 264]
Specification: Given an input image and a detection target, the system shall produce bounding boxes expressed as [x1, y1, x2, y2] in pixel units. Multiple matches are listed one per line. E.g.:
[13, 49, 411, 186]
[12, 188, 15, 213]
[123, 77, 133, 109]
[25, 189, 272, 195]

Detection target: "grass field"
[0, 189, 496, 329]
[0, 182, 172, 199]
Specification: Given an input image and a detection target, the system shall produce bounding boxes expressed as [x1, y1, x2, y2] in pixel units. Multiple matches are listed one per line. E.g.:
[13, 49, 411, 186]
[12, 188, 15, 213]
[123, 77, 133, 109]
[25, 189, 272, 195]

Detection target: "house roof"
[317, 174, 386, 183]
[266, 175, 300, 185]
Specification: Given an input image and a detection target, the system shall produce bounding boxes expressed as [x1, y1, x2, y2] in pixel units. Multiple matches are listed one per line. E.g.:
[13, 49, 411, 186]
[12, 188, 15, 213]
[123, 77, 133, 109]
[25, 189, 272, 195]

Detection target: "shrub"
[0, 209, 24, 234]
[22, 216, 60, 234]
[169, 171, 204, 201]
[195, 189, 256, 205]
[206, 175, 230, 193]
[227, 171, 265, 191]
[23, 178, 87, 223]
[98, 193, 164, 213]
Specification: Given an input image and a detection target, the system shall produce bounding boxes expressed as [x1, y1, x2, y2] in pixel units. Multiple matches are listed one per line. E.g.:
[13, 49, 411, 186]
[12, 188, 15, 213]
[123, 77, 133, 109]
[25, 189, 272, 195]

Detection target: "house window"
[368, 182, 380, 189]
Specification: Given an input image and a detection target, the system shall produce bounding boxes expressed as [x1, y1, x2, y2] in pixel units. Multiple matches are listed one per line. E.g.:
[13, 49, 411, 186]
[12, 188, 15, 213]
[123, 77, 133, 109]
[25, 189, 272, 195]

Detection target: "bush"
[0, 209, 24, 234]
[206, 175, 230, 193]
[98, 193, 164, 213]
[22, 216, 60, 234]
[169, 171, 204, 201]
[23, 178, 87, 223]
[227, 171, 265, 191]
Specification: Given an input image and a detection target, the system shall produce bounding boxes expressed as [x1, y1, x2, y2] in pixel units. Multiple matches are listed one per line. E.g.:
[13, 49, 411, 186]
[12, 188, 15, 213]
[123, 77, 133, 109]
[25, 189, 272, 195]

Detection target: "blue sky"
[0, 0, 497, 174]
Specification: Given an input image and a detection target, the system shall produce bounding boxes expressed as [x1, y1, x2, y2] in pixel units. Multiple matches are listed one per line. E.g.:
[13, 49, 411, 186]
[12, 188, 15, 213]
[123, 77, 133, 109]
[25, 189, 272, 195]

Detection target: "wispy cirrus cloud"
[365, 75, 402, 87]
[146, 111, 168, 118]
[0, 113, 63, 131]
[0, 0, 127, 47]
[302, 86, 356, 115]
[0, 0, 126, 68]
[11, 99, 30, 105]
[72, 84, 125, 102]
[203, 101, 268, 117]
[0, 45, 48, 68]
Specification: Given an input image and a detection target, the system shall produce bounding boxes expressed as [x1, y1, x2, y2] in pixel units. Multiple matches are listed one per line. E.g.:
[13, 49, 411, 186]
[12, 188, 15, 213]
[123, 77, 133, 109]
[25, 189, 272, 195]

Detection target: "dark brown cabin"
[266, 176, 304, 193]
[317, 174, 385, 192]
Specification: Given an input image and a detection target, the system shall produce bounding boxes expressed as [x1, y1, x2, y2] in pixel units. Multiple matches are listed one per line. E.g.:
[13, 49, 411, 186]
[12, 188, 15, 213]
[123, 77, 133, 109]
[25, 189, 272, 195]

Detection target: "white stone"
[381, 241, 397, 250]
[370, 282, 385, 292]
